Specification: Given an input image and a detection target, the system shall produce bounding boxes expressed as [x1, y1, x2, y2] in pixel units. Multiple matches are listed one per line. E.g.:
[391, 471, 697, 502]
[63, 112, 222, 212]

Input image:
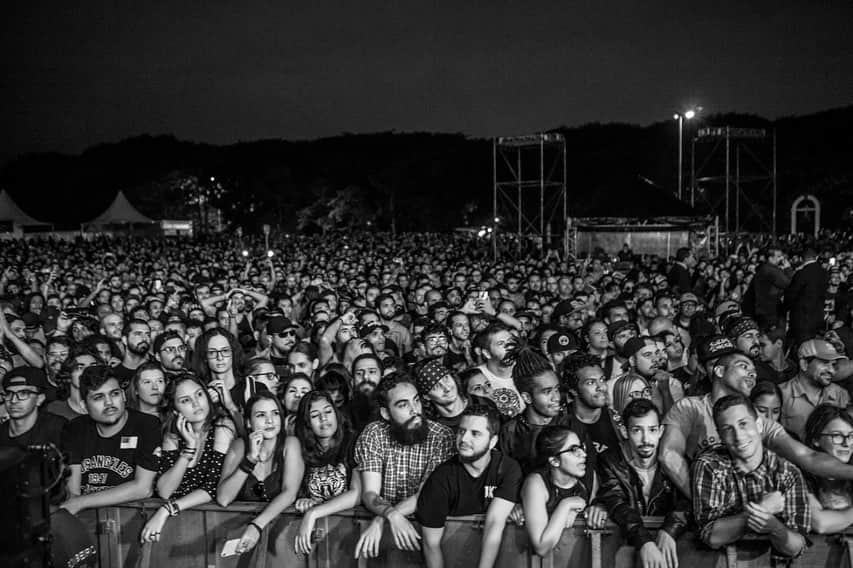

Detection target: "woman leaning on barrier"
[292, 390, 361, 555]
[521, 425, 608, 557]
[140, 373, 236, 543]
[216, 390, 305, 554]
[803, 404, 853, 533]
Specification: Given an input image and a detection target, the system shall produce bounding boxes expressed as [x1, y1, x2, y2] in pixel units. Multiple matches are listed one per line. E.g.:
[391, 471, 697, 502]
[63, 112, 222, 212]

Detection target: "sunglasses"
[275, 330, 296, 338]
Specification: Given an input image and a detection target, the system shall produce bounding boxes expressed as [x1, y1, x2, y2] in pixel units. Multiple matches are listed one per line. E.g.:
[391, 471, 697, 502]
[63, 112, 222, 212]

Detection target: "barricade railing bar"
[75, 500, 853, 568]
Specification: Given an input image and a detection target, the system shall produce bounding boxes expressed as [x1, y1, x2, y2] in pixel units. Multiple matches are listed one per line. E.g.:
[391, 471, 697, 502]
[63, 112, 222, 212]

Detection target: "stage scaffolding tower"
[690, 126, 777, 236]
[492, 133, 567, 257]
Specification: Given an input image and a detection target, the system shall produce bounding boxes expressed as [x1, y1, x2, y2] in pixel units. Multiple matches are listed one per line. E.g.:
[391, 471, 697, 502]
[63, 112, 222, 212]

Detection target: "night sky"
[3, 1, 852, 165]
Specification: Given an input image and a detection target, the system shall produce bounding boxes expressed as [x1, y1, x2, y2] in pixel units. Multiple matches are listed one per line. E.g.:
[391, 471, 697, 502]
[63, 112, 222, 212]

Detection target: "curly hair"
[560, 353, 604, 392]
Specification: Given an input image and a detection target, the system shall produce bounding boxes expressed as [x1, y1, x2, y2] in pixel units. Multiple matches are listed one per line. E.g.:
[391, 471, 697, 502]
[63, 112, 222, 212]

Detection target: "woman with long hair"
[191, 327, 246, 434]
[241, 357, 281, 401]
[126, 362, 167, 420]
[750, 381, 783, 425]
[221, 393, 305, 555]
[521, 425, 607, 557]
[610, 374, 653, 416]
[803, 404, 853, 533]
[292, 390, 360, 555]
[217, 391, 303, 505]
[140, 373, 235, 543]
[281, 373, 313, 436]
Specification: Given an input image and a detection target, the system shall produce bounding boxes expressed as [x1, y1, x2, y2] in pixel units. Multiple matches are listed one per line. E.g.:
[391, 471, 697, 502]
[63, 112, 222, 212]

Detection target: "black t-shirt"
[65, 409, 161, 494]
[0, 411, 68, 450]
[415, 451, 522, 529]
[112, 364, 137, 386]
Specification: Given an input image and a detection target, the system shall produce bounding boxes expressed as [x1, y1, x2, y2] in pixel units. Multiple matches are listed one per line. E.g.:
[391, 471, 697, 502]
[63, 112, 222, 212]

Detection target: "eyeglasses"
[275, 330, 296, 338]
[629, 387, 653, 400]
[426, 336, 448, 344]
[251, 372, 279, 382]
[5, 390, 38, 402]
[160, 345, 187, 355]
[557, 445, 586, 457]
[820, 432, 853, 446]
[206, 347, 233, 359]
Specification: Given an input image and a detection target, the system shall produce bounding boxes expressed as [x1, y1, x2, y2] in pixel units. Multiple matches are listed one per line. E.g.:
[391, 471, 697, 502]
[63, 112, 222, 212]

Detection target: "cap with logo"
[358, 321, 389, 338]
[547, 332, 579, 355]
[697, 335, 738, 364]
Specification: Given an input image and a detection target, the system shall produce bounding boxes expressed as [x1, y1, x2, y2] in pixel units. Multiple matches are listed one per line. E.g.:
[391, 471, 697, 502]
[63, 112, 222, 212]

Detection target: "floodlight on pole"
[674, 106, 702, 201]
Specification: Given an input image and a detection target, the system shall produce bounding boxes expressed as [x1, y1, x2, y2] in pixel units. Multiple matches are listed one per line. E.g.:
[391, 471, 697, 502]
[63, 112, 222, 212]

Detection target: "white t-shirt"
[477, 364, 525, 418]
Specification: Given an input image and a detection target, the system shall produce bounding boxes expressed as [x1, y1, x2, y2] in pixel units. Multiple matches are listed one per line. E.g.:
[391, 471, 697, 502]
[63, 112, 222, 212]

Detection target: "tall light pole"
[673, 107, 701, 201]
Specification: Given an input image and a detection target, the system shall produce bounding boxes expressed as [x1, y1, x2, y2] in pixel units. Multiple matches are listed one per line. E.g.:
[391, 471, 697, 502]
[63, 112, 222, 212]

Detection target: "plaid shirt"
[692, 446, 811, 546]
[354, 419, 455, 505]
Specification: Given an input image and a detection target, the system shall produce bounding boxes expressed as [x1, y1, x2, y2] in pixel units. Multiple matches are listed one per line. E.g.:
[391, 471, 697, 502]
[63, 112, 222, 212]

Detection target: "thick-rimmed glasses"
[206, 347, 233, 359]
[820, 432, 853, 446]
[4, 390, 38, 403]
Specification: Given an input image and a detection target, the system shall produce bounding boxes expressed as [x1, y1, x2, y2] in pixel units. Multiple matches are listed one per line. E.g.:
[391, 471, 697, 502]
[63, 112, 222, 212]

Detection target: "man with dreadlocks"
[499, 347, 570, 474]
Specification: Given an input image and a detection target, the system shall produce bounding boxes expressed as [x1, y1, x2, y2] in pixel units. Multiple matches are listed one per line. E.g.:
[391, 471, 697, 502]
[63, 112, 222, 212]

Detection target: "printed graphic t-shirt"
[66, 409, 160, 494]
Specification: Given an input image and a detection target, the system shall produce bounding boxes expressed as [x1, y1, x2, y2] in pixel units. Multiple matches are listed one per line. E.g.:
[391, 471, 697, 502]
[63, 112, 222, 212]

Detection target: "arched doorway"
[790, 194, 820, 237]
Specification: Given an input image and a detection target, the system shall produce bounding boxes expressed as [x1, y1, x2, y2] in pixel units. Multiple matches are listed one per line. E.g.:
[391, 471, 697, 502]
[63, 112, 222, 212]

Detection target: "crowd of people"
[2, 230, 853, 568]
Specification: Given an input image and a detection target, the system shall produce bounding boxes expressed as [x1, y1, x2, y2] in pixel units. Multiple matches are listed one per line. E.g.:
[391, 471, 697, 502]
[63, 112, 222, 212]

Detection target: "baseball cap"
[3, 366, 49, 391]
[679, 292, 700, 305]
[415, 358, 453, 396]
[798, 339, 845, 361]
[267, 316, 297, 334]
[697, 335, 738, 364]
[552, 299, 586, 320]
[714, 300, 741, 318]
[358, 321, 389, 338]
[547, 331, 579, 355]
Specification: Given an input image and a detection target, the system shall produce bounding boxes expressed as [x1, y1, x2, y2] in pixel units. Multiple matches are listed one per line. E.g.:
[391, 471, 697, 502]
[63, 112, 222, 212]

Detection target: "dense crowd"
[2, 230, 853, 568]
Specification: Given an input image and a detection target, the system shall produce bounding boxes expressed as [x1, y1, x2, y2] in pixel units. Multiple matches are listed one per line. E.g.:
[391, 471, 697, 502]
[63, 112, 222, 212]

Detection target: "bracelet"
[248, 521, 263, 535]
[162, 499, 180, 517]
[238, 456, 256, 475]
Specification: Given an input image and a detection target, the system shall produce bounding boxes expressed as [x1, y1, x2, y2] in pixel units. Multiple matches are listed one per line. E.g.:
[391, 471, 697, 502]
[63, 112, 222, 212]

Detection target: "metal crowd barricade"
[76, 500, 853, 568]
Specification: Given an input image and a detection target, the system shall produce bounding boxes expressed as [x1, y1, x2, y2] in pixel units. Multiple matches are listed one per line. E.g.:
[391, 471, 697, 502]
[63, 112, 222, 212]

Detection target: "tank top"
[531, 467, 589, 515]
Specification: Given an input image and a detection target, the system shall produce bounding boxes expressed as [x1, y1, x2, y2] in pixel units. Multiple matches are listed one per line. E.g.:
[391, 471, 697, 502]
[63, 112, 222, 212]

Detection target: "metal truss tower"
[690, 126, 777, 235]
[492, 133, 567, 254]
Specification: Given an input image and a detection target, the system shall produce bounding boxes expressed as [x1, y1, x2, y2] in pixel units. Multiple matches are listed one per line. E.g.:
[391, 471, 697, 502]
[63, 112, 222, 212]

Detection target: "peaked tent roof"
[0, 190, 50, 225]
[87, 191, 155, 225]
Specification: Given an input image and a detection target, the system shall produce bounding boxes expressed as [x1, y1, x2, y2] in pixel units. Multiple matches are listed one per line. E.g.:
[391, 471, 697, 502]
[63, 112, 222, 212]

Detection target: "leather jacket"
[595, 448, 690, 549]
